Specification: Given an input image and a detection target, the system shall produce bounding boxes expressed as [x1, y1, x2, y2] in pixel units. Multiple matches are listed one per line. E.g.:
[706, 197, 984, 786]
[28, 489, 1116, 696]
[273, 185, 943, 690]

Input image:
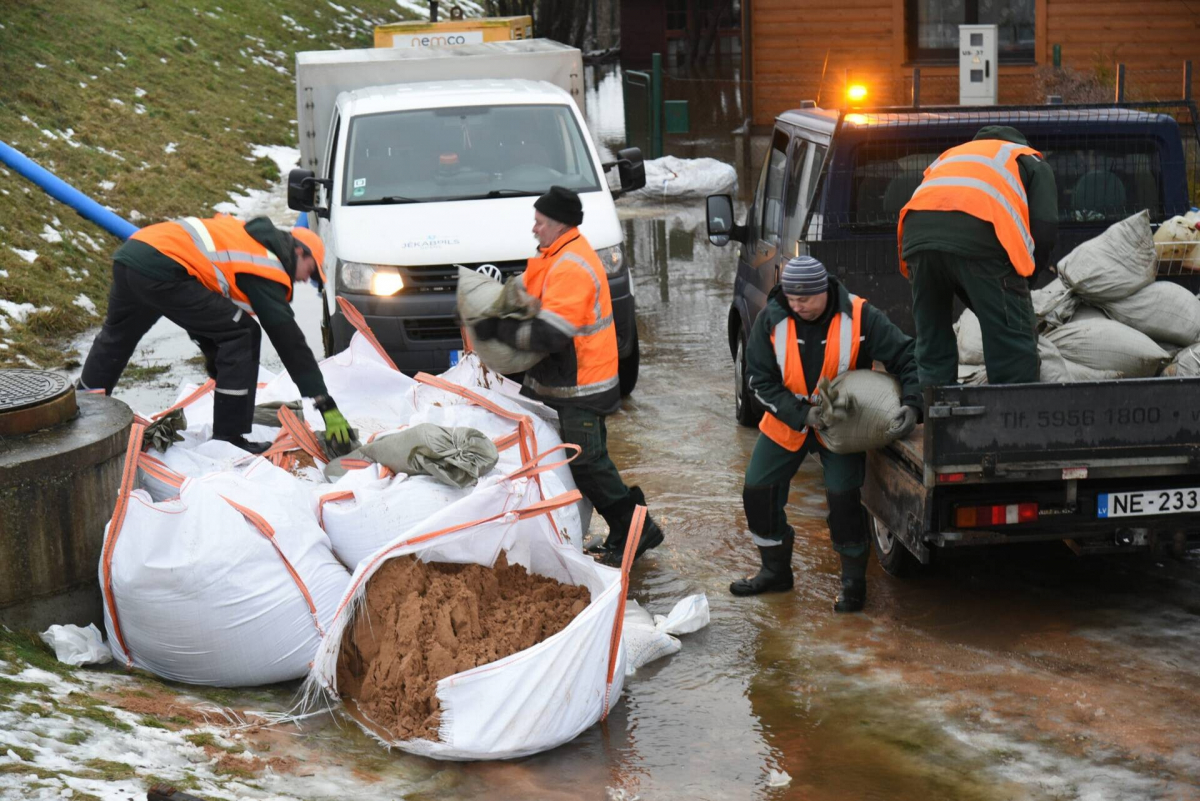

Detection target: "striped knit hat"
[781, 255, 828, 296]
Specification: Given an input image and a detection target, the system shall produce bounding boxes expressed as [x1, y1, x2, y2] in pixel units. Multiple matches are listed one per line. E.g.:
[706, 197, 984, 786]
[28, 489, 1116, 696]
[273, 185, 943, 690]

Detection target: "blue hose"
[0, 140, 139, 241]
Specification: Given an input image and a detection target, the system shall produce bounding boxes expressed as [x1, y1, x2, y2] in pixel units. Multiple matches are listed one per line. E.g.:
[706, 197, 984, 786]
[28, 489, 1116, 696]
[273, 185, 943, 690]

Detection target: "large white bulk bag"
[1153, 214, 1200, 270]
[1058, 210, 1157, 302]
[1044, 318, 1169, 377]
[954, 309, 984, 365]
[815, 370, 904, 455]
[100, 424, 351, 687]
[1101, 281, 1200, 346]
[303, 481, 636, 761]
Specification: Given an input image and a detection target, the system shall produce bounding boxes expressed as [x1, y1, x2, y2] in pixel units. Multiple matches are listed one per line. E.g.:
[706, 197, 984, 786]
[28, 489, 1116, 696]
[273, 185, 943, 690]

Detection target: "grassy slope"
[0, 0, 418, 369]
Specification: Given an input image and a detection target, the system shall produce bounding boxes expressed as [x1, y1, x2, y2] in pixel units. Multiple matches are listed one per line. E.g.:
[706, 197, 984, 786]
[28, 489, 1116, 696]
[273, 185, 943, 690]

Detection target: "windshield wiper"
[346, 195, 421, 206]
[482, 189, 543, 198]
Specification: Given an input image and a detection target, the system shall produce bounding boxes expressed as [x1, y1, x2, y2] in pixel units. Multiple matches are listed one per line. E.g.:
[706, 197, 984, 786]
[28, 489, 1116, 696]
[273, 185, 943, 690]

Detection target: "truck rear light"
[938, 472, 966, 483]
[954, 502, 1038, 528]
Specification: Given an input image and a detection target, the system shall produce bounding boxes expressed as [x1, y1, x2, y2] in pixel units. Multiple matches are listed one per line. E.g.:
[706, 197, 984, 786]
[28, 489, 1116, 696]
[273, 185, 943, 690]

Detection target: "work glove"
[322, 408, 352, 449]
[887, 405, 919, 439]
[472, 317, 500, 341]
[801, 397, 827, 431]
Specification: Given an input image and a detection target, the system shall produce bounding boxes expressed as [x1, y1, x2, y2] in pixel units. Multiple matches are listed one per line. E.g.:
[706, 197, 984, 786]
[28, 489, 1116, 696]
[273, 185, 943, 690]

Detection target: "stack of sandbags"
[814, 371, 904, 454]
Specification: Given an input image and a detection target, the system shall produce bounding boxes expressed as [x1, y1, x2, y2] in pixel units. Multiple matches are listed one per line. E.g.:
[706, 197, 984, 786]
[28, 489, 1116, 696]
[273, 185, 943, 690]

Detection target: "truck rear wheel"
[619, 324, 639, 397]
[872, 515, 920, 577]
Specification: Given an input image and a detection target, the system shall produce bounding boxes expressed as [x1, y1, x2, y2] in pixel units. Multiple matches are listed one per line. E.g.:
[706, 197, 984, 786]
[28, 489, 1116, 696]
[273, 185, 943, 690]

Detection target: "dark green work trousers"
[557, 405, 631, 514]
[743, 433, 868, 558]
[907, 250, 1038, 388]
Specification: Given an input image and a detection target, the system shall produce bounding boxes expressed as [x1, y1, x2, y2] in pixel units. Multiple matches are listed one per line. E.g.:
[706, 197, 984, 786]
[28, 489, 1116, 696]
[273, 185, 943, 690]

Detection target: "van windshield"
[341, 104, 601, 204]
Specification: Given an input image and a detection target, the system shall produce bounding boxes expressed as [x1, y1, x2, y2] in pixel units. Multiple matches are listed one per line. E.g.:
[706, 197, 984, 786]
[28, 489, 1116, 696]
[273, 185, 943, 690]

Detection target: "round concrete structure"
[0, 390, 132, 631]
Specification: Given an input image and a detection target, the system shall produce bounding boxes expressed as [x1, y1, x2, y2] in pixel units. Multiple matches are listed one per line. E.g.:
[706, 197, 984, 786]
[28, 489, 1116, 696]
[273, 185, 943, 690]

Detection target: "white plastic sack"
[1153, 214, 1200, 270]
[954, 309, 984, 365]
[1101, 281, 1200, 346]
[1058, 210, 1157, 303]
[304, 480, 627, 761]
[1162, 343, 1200, 377]
[1044, 318, 1169, 378]
[101, 429, 351, 686]
[626, 155, 737, 202]
[621, 601, 680, 676]
[652, 593, 710, 635]
[40, 624, 112, 667]
[816, 370, 904, 455]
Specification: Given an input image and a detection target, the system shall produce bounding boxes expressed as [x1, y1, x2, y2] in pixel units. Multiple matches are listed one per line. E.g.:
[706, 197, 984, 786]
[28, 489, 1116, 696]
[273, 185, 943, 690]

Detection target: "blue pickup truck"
[705, 101, 1200, 572]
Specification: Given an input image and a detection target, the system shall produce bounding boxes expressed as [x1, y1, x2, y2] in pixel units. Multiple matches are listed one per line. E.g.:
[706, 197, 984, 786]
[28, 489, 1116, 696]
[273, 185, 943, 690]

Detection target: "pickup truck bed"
[863, 377, 1200, 571]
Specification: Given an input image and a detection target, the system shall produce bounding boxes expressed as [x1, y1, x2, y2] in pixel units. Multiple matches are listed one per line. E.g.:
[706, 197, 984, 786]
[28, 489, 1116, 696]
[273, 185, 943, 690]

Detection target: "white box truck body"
[290, 40, 642, 388]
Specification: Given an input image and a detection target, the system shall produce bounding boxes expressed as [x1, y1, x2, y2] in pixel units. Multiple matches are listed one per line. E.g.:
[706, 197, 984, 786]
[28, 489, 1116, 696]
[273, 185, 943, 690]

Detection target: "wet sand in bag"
[337, 553, 591, 742]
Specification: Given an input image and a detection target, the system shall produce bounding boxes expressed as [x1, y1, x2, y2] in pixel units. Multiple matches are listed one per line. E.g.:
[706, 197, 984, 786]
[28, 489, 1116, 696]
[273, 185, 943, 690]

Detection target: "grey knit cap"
[781, 255, 828, 296]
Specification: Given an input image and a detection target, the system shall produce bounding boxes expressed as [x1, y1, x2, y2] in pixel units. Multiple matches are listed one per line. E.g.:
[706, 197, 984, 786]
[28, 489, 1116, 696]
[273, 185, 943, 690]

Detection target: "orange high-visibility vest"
[130, 215, 292, 312]
[897, 139, 1042, 278]
[520, 228, 619, 399]
[759, 295, 866, 452]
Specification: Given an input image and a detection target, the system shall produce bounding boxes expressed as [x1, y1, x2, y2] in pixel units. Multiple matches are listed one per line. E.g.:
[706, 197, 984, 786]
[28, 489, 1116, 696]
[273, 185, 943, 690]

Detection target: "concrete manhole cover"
[0, 370, 76, 434]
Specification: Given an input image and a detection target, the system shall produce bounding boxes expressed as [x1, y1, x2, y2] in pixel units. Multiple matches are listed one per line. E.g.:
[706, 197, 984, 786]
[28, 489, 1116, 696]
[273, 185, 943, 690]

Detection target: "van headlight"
[595, 244, 625, 276]
[339, 261, 405, 296]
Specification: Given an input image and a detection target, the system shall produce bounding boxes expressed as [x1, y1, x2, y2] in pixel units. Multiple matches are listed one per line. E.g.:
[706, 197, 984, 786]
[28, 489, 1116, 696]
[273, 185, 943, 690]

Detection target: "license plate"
[449, 349, 462, 367]
[1097, 487, 1200, 518]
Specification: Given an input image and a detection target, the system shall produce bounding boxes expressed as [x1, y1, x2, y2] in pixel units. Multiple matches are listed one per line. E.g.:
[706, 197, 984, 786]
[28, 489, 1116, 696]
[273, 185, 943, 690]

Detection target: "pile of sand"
[336, 553, 591, 741]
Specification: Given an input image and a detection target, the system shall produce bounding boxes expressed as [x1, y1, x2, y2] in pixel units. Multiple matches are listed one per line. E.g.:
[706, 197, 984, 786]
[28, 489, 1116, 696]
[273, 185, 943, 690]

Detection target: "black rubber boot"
[214, 434, 271, 455]
[594, 487, 665, 567]
[730, 530, 795, 596]
[827, 488, 870, 613]
[833, 553, 868, 613]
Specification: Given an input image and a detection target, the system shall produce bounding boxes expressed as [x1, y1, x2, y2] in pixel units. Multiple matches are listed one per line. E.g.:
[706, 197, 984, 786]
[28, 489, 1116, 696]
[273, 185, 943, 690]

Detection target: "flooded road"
[53, 66, 1200, 801]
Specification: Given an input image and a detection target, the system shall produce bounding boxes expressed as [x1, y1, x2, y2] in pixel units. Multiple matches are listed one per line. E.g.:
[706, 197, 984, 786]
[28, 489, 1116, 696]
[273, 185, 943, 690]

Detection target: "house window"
[666, 0, 688, 31]
[907, 0, 1036, 63]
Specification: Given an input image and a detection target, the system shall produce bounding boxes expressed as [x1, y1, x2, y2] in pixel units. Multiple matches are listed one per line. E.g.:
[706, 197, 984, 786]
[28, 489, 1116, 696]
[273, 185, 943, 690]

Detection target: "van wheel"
[734, 331, 763, 427]
[872, 515, 920, 577]
[619, 325, 639, 397]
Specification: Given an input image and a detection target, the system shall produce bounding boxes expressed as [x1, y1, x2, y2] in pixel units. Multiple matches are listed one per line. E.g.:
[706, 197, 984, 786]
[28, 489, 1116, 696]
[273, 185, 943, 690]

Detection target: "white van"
[287, 40, 645, 393]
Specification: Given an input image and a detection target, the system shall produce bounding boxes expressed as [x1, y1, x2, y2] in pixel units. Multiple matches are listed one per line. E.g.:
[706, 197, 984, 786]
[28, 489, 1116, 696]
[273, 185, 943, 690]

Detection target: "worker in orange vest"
[79, 215, 351, 454]
[473, 186, 665, 566]
[898, 126, 1058, 387]
[732, 257, 920, 612]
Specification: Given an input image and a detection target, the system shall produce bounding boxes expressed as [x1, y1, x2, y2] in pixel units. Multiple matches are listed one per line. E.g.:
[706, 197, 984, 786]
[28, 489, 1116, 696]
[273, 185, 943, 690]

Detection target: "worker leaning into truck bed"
[79, 215, 351, 454]
[899, 125, 1058, 388]
[472, 186, 666, 566]
[732, 256, 920, 613]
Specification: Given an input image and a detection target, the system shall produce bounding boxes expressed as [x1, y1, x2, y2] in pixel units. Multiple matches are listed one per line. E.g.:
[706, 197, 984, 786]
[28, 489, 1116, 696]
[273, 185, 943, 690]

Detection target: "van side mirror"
[706, 194, 746, 246]
[604, 147, 646, 198]
[287, 168, 331, 218]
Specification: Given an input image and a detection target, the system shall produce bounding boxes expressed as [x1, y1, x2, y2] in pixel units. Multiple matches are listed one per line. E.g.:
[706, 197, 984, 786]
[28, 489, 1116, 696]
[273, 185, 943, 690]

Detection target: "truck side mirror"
[287, 168, 331, 218]
[706, 194, 746, 246]
[616, 147, 646, 192]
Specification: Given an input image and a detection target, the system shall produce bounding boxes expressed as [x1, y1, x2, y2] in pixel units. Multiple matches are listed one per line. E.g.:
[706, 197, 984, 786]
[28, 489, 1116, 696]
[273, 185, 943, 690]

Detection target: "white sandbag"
[456, 267, 545, 374]
[1044, 318, 1168, 378]
[1102, 281, 1200, 346]
[40, 624, 112, 667]
[1153, 214, 1200, 270]
[1037, 336, 1123, 383]
[1068, 303, 1108, 322]
[1032, 277, 1079, 329]
[816, 370, 904, 455]
[621, 601, 680, 676]
[303, 480, 628, 761]
[1057, 210, 1156, 302]
[1162, 343, 1200, 377]
[101, 425, 351, 686]
[954, 309, 984, 365]
[625, 155, 737, 202]
[958, 364, 987, 385]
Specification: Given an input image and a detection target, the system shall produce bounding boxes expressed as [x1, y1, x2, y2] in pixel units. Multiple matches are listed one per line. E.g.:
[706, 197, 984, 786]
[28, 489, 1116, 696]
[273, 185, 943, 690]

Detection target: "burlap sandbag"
[1058, 210, 1156, 303]
[324, 423, 499, 488]
[1032, 277, 1079, 329]
[1161, 343, 1200, 377]
[954, 309, 984, 365]
[456, 267, 544, 374]
[815, 371, 903, 454]
[1044, 318, 1169, 377]
[1101, 281, 1200, 346]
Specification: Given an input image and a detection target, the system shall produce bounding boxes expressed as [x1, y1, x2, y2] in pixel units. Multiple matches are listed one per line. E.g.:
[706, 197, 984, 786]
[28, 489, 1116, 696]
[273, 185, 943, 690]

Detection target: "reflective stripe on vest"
[897, 140, 1041, 278]
[537, 251, 614, 337]
[175, 216, 289, 311]
[759, 295, 866, 452]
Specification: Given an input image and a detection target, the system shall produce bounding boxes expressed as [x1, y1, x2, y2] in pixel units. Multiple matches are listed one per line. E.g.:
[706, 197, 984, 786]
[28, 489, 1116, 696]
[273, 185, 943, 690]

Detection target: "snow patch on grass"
[164, 142, 178, 154]
[39, 225, 62, 243]
[73, 295, 98, 316]
[11, 247, 38, 263]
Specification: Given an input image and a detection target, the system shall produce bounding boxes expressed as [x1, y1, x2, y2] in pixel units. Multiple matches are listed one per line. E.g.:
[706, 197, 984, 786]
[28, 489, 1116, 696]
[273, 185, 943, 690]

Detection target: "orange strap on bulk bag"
[337, 296, 399, 371]
[152, 379, 215, 420]
[603, 505, 647, 720]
